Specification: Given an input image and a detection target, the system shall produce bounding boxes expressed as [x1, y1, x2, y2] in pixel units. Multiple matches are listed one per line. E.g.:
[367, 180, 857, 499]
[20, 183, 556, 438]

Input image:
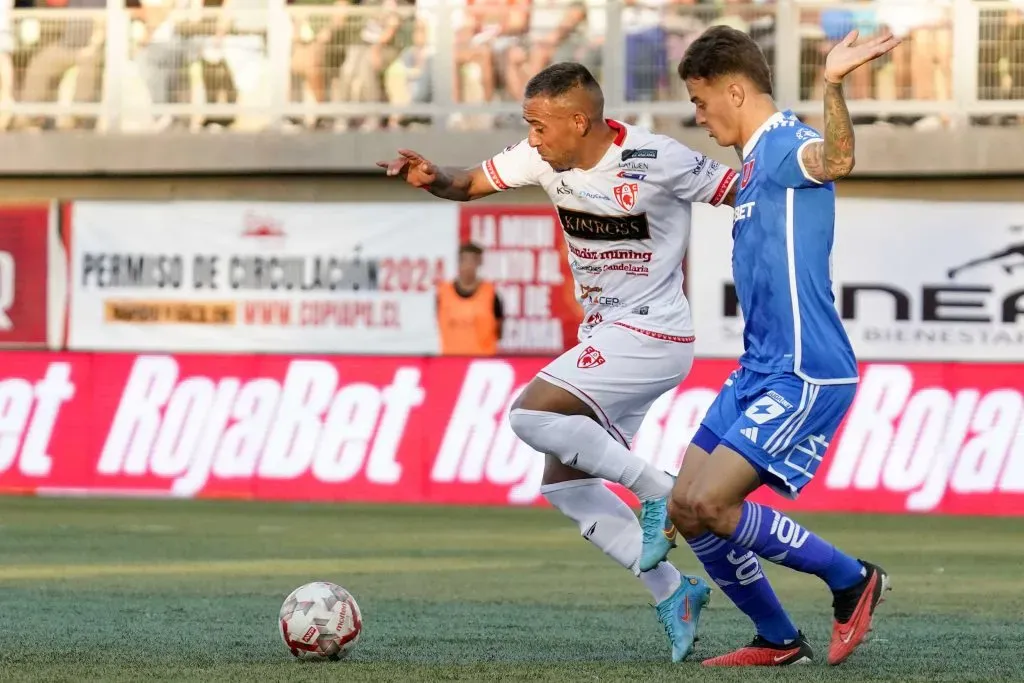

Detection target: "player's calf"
[683, 442, 868, 595]
[541, 476, 646, 574]
[542, 471, 713, 665]
[667, 447, 803, 651]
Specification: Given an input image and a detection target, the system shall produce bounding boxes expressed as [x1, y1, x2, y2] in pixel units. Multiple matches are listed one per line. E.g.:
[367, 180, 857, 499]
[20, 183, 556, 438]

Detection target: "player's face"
[685, 76, 740, 148]
[522, 96, 580, 171]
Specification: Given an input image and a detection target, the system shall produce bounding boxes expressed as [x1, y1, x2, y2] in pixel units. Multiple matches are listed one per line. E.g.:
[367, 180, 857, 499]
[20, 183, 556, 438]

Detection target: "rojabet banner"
[0, 352, 1021, 516]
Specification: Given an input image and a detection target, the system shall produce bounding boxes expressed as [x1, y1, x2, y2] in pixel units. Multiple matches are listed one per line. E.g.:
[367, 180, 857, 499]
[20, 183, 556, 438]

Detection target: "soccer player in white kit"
[379, 62, 737, 662]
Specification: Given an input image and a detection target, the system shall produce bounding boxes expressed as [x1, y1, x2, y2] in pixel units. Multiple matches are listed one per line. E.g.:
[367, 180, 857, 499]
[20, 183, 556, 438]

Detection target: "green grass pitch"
[0, 497, 1021, 681]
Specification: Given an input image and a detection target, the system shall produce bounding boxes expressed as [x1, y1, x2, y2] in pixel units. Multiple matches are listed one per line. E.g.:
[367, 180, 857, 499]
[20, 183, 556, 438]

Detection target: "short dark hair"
[459, 242, 484, 257]
[524, 62, 601, 100]
[678, 26, 773, 96]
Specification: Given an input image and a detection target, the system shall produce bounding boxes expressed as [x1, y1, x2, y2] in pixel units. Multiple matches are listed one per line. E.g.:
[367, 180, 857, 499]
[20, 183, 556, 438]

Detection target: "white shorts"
[538, 322, 695, 446]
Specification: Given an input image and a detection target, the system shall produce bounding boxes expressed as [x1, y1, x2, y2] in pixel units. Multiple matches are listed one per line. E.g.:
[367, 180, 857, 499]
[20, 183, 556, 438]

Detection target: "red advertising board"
[460, 205, 580, 355]
[0, 351, 1022, 516]
[0, 204, 50, 347]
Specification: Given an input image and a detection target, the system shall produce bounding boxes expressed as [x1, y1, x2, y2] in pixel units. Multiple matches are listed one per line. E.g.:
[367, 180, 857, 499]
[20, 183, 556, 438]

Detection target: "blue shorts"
[693, 367, 856, 499]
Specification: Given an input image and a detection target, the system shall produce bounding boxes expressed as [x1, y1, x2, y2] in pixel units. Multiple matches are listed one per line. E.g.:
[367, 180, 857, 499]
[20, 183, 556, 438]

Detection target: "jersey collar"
[606, 119, 627, 146]
[575, 119, 627, 173]
[742, 110, 785, 159]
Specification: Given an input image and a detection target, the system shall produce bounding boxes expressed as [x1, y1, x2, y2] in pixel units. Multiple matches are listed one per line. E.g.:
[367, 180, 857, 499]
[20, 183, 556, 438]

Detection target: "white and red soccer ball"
[279, 582, 363, 660]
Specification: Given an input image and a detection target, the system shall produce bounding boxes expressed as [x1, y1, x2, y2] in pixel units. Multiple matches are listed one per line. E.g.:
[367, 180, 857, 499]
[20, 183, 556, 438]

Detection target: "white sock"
[511, 409, 673, 501]
[640, 561, 682, 605]
[541, 478, 683, 602]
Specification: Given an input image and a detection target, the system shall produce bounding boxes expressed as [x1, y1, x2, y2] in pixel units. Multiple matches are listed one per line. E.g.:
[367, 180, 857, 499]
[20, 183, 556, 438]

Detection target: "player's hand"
[824, 30, 901, 84]
[376, 149, 439, 189]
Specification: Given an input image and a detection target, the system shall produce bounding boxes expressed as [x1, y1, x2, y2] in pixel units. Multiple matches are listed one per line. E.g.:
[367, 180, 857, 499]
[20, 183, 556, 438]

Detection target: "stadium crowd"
[0, 0, 1021, 132]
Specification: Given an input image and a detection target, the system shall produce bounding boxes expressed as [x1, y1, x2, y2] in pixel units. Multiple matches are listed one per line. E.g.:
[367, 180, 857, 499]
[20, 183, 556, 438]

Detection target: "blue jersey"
[731, 111, 858, 384]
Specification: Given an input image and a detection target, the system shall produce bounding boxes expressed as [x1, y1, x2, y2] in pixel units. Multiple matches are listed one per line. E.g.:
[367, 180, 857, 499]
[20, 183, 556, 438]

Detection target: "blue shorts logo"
[743, 396, 786, 424]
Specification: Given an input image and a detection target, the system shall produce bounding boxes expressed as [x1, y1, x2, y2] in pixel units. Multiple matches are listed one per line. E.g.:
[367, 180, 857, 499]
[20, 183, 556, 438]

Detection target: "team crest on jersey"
[741, 159, 756, 189]
[613, 183, 639, 211]
[577, 345, 606, 369]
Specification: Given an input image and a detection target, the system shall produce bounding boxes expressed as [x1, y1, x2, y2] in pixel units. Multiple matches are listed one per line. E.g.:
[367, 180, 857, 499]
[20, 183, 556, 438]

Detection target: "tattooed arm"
[802, 29, 901, 183]
[378, 141, 541, 200]
[800, 80, 855, 183]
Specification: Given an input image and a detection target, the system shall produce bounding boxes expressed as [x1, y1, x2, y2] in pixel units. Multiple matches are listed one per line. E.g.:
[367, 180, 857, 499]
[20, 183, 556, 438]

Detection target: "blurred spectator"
[875, 0, 951, 129]
[0, 0, 1017, 133]
[449, 0, 531, 128]
[289, 0, 347, 128]
[452, 0, 499, 117]
[979, 1, 1024, 124]
[519, 0, 603, 91]
[812, 5, 876, 104]
[489, 0, 531, 102]
[436, 242, 504, 357]
[17, 0, 104, 131]
[664, 0, 708, 109]
[336, 0, 405, 131]
[0, 0, 12, 131]
[623, 0, 667, 110]
[134, 0, 199, 130]
[383, 2, 431, 128]
[201, 0, 267, 130]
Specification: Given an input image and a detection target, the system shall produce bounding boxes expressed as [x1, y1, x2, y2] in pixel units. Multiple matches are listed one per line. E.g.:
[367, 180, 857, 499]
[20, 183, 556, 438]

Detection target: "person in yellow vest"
[436, 242, 504, 356]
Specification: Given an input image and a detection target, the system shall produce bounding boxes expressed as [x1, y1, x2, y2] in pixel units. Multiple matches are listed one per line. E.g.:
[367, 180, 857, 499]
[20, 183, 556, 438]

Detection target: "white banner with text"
[690, 198, 1024, 362]
[69, 201, 459, 353]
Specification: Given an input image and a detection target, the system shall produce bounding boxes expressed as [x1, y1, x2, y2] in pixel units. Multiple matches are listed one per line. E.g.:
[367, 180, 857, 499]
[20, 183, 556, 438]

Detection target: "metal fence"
[0, 0, 1021, 133]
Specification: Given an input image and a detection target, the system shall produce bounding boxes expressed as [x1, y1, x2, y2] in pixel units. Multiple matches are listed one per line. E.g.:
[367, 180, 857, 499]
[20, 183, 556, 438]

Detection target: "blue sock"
[688, 532, 799, 645]
[730, 501, 866, 592]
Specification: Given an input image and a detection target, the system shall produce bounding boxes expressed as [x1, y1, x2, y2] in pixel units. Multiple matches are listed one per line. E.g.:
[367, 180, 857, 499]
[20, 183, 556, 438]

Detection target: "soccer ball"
[279, 581, 363, 660]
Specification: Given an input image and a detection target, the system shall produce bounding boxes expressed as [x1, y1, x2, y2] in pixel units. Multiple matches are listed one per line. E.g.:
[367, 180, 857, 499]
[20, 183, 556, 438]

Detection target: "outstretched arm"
[377, 150, 498, 202]
[421, 167, 498, 202]
[801, 30, 901, 183]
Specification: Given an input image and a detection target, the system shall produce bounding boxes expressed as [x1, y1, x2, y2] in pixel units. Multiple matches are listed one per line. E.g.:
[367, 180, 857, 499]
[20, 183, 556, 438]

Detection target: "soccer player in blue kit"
[638, 26, 902, 666]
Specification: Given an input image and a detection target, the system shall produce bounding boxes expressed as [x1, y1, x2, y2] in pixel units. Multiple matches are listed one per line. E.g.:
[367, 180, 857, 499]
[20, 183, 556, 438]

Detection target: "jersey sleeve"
[763, 126, 827, 189]
[481, 139, 544, 191]
[664, 141, 738, 207]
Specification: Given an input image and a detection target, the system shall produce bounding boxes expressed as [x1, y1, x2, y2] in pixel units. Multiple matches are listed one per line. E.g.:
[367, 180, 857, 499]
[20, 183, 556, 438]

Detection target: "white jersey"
[482, 120, 737, 340]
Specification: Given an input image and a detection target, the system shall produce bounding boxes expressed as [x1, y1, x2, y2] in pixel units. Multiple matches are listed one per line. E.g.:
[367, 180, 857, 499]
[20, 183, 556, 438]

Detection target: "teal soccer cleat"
[639, 495, 677, 572]
[655, 575, 712, 663]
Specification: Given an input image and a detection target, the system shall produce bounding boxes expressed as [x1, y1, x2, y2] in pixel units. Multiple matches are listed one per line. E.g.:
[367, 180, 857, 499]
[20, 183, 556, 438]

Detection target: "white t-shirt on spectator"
[415, 0, 460, 47]
[875, 0, 949, 37]
[623, 0, 664, 34]
[0, 0, 12, 55]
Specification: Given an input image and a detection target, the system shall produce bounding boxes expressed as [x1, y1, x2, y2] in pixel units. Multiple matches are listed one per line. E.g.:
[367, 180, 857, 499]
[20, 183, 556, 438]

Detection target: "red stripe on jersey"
[484, 159, 509, 191]
[606, 119, 627, 146]
[614, 322, 695, 344]
[712, 169, 738, 206]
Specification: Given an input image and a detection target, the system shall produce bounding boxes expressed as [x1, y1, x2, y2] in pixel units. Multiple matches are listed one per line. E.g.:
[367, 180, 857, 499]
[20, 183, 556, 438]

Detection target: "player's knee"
[689, 492, 732, 537]
[508, 408, 565, 456]
[508, 407, 540, 442]
[667, 493, 703, 538]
